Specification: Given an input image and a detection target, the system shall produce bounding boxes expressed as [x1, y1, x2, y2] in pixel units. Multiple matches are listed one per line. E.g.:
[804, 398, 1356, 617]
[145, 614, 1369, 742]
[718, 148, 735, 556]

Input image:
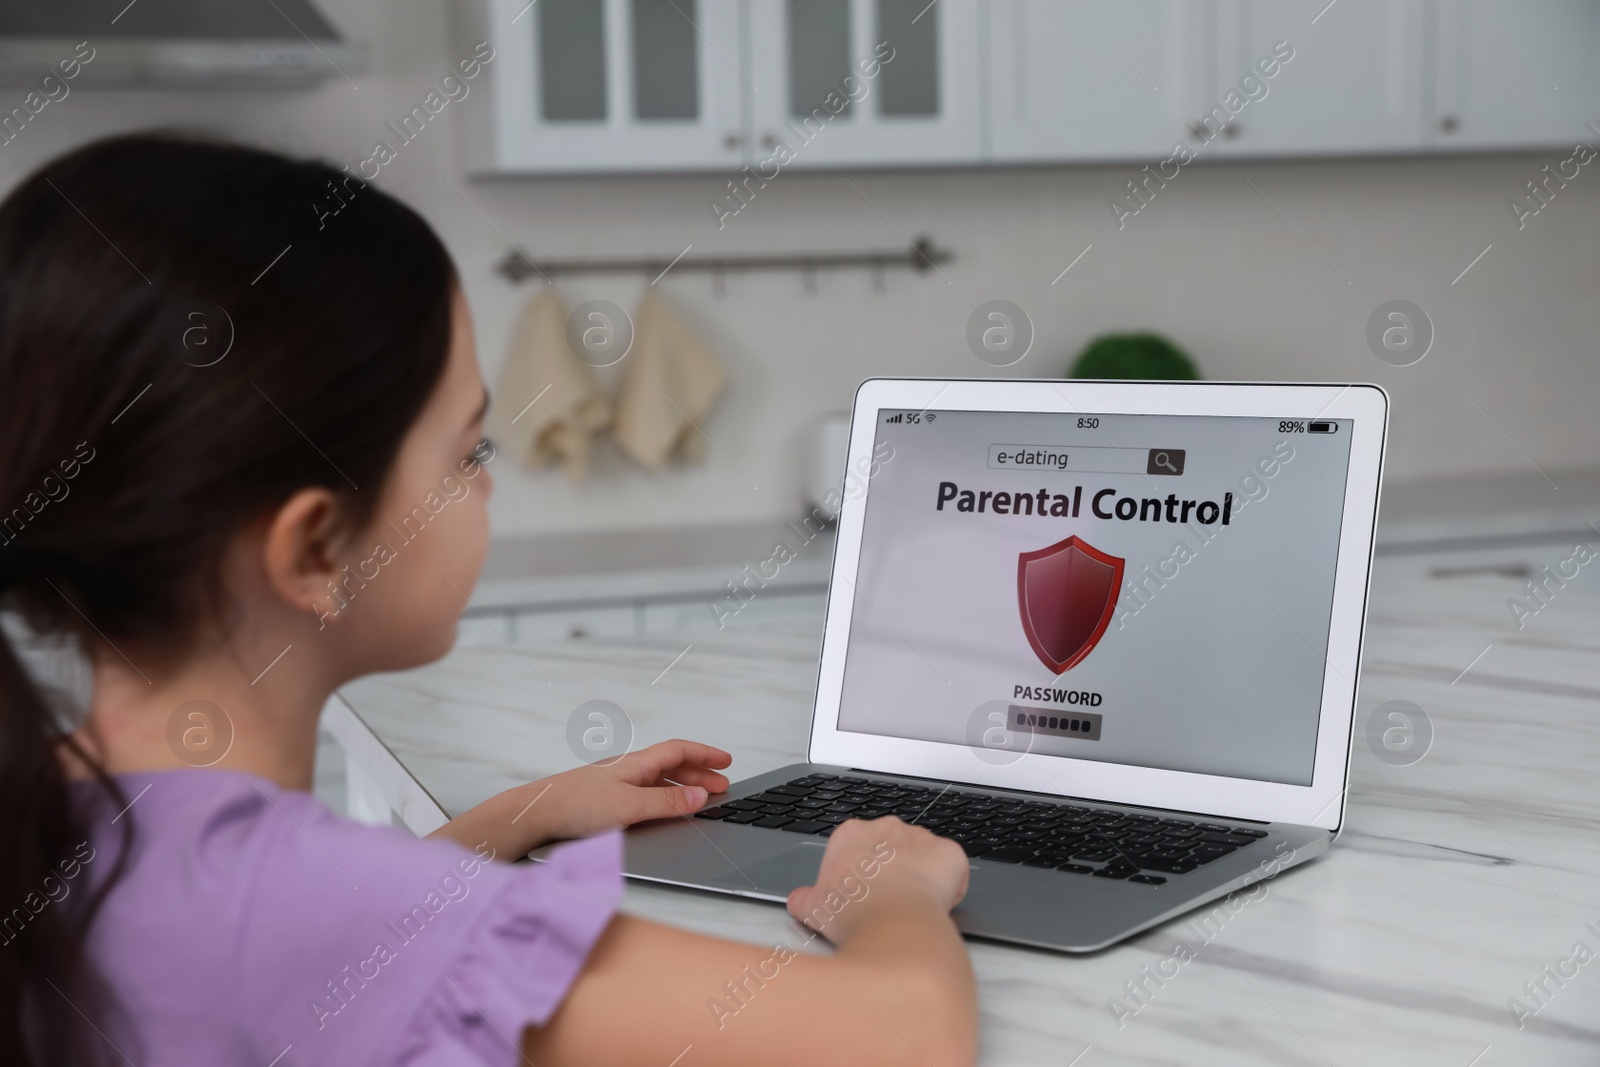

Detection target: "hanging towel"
[488, 288, 613, 482]
[613, 290, 728, 470]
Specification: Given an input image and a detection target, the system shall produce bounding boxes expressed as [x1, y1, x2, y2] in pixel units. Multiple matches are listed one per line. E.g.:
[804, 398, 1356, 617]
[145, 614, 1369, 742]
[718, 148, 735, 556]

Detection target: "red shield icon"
[1017, 535, 1124, 674]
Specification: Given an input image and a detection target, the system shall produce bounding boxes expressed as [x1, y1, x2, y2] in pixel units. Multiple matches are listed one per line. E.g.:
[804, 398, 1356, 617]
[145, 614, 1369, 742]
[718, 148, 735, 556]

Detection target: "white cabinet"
[987, 0, 1432, 162]
[461, 0, 981, 173]
[745, 0, 983, 168]
[511, 604, 638, 641]
[455, 610, 516, 647]
[1372, 540, 1600, 600]
[454, 604, 636, 645]
[455, 581, 828, 647]
[461, 0, 746, 173]
[988, 0, 1202, 163]
[1207, 0, 1428, 157]
[1430, 0, 1600, 151]
[459, 0, 1600, 172]
[642, 590, 827, 633]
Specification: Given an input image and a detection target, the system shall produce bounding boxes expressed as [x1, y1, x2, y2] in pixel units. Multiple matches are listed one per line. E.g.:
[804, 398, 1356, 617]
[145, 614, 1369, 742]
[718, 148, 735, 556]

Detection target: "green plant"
[1068, 332, 1199, 380]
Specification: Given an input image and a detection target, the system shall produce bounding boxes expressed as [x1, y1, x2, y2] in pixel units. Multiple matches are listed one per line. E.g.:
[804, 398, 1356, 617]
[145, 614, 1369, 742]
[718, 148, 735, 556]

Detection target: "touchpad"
[709, 841, 827, 894]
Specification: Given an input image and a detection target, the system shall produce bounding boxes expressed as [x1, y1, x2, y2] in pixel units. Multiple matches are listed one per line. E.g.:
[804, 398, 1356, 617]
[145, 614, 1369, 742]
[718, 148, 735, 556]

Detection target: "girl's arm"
[426, 740, 732, 858]
[521, 818, 979, 1067]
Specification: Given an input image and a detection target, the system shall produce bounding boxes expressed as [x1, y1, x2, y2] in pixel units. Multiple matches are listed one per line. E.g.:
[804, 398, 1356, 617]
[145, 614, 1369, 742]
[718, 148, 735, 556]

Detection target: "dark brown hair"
[0, 132, 456, 1065]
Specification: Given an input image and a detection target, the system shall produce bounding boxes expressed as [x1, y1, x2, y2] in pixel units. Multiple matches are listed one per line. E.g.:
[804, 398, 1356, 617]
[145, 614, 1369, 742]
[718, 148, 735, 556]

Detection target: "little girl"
[0, 134, 976, 1067]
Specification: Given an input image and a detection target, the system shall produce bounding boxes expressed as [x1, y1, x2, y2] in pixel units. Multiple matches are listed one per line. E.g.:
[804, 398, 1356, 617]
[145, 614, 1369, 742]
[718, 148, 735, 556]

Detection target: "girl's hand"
[529, 739, 733, 842]
[788, 816, 969, 945]
[429, 740, 732, 859]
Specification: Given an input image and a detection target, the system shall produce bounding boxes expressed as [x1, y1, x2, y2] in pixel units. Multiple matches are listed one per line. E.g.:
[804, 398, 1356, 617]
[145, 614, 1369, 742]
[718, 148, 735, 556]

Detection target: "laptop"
[613, 378, 1387, 953]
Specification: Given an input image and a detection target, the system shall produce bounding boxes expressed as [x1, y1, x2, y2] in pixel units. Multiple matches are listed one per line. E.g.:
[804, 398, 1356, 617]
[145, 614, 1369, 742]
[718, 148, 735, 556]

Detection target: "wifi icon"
[925, 413, 938, 423]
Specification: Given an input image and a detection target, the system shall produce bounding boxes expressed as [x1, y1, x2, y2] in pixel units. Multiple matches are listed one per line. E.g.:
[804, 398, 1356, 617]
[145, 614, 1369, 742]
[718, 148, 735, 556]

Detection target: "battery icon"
[1308, 421, 1338, 434]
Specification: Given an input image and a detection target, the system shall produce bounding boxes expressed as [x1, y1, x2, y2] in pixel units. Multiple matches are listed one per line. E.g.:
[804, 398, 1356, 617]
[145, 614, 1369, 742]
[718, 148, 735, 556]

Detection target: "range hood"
[0, 0, 365, 88]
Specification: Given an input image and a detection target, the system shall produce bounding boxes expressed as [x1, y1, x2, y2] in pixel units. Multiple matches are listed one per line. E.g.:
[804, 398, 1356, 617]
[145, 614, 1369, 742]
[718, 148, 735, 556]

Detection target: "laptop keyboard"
[694, 773, 1268, 885]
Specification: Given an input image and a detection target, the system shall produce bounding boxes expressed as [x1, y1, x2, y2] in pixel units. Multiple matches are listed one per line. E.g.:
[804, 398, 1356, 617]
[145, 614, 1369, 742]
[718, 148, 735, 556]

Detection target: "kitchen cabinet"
[451, 523, 835, 647]
[1205, 0, 1429, 157]
[454, 591, 827, 645]
[455, 609, 517, 646]
[454, 603, 636, 644]
[459, 0, 746, 173]
[744, 0, 984, 168]
[989, 0, 1592, 165]
[987, 0, 1202, 163]
[508, 604, 639, 642]
[988, 0, 1432, 162]
[460, 0, 980, 174]
[642, 589, 826, 633]
[453, 558, 830, 646]
[1430, 0, 1600, 151]
[457, 0, 1600, 175]
[1371, 538, 1600, 616]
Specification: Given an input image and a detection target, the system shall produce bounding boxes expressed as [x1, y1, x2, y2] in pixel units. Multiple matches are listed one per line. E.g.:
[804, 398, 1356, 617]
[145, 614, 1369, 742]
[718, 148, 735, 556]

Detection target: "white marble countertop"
[334, 524, 1600, 1065]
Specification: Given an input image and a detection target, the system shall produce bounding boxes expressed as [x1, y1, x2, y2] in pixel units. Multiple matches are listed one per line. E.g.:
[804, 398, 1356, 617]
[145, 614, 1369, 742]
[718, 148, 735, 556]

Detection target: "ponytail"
[0, 597, 133, 1066]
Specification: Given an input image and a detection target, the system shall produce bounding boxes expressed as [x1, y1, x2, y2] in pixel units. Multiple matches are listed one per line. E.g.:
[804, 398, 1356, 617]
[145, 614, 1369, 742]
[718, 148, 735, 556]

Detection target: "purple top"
[71, 769, 622, 1067]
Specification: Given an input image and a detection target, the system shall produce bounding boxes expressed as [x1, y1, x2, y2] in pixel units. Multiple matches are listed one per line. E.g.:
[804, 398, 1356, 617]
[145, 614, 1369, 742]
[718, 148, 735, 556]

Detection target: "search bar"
[987, 444, 1184, 476]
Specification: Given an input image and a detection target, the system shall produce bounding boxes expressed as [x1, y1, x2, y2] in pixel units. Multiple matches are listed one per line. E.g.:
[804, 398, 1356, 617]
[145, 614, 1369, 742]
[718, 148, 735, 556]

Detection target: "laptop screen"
[835, 407, 1355, 787]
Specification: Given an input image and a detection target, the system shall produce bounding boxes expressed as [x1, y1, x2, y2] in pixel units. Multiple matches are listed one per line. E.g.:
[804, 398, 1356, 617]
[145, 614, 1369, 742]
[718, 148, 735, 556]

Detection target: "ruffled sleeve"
[387, 830, 624, 1067]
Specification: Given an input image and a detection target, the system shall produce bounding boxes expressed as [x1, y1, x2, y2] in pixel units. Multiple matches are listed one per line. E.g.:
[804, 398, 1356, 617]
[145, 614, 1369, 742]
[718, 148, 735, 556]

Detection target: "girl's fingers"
[655, 766, 731, 792]
[785, 885, 836, 940]
[629, 784, 708, 824]
[624, 740, 732, 783]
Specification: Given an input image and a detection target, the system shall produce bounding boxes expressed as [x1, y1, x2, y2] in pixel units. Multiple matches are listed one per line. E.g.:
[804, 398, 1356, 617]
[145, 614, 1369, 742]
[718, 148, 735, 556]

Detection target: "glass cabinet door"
[746, 0, 983, 168]
[536, 0, 609, 121]
[483, 0, 746, 172]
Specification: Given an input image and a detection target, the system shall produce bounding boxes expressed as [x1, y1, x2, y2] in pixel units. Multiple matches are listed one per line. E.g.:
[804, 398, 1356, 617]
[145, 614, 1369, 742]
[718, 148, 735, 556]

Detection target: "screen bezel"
[806, 378, 1387, 831]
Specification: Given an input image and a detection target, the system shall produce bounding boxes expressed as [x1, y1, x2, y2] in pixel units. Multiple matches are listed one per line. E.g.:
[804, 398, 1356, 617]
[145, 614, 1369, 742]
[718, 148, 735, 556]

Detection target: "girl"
[0, 134, 977, 1067]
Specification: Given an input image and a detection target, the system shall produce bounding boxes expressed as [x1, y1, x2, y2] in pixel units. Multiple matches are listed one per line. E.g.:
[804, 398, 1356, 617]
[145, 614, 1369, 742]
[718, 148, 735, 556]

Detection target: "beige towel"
[489, 288, 612, 482]
[613, 291, 728, 469]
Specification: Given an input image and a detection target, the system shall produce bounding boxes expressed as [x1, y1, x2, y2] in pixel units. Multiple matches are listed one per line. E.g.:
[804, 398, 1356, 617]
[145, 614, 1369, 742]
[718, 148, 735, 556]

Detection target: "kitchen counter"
[328, 491, 1600, 1065]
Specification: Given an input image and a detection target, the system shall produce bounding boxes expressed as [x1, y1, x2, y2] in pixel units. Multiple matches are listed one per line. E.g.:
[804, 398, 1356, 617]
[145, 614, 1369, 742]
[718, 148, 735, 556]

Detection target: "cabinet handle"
[1223, 123, 1240, 139]
[723, 131, 741, 149]
[761, 132, 778, 149]
[1439, 114, 1459, 134]
[568, 624, 588, 638]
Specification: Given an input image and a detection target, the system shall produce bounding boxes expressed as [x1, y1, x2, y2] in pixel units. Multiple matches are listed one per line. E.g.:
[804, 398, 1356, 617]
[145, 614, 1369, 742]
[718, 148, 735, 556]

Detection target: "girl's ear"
[260, 487, 350, 620]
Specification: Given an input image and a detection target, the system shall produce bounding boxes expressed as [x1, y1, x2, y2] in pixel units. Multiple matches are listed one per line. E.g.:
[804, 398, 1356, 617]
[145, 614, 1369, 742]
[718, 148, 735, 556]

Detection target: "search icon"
[1146, 449, 1186, 476]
